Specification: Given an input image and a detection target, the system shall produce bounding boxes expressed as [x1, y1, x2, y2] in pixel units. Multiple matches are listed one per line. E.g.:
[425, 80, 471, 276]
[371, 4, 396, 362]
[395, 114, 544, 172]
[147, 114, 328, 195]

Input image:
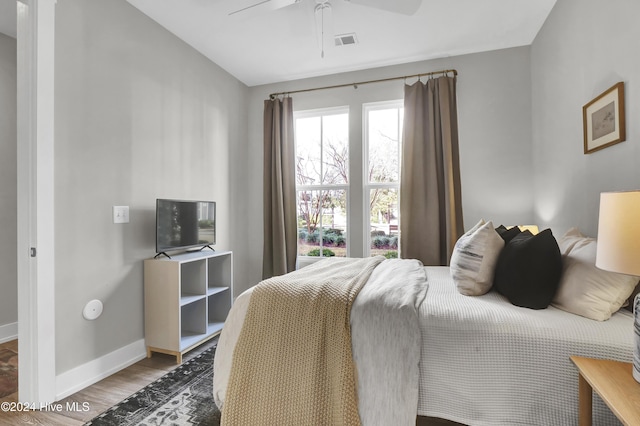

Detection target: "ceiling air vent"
[335, 33, 358, 47]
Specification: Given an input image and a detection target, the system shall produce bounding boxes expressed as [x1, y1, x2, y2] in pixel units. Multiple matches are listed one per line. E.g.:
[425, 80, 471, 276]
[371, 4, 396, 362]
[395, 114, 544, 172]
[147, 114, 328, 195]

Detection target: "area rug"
[85, 341, 221, 426]
[0, 348, 18, 398]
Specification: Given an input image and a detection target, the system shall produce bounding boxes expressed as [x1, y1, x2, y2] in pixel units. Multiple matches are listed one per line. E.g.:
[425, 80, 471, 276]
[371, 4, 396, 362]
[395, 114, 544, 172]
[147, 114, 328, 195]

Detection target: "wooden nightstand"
[570, 356, 640, 426]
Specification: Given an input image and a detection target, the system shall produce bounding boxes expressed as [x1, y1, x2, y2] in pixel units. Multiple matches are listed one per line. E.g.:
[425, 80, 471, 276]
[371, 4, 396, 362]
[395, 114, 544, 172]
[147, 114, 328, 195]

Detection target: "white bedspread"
[350, 258, 428, 425]
[215, 264, 634, 425]
[419, 266, 633, 426]
[213, 258, 428, 425]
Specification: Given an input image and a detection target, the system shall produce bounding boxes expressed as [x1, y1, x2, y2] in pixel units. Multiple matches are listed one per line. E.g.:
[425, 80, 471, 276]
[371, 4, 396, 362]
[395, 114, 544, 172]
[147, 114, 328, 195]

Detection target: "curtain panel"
[263, 97, 297, 279]
[400, 77, 463, 265]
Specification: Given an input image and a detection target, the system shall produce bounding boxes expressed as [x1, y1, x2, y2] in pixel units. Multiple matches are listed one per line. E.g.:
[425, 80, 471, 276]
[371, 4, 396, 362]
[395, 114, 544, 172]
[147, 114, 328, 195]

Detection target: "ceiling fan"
[229, 0, 423, 17]
[229, 0, 422, 57]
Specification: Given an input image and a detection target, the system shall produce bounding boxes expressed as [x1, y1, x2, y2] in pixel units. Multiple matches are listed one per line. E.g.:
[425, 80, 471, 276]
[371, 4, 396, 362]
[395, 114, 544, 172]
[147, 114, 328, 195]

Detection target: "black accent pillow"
[495, 225, 522, 244]
[493, 229, 562, 309]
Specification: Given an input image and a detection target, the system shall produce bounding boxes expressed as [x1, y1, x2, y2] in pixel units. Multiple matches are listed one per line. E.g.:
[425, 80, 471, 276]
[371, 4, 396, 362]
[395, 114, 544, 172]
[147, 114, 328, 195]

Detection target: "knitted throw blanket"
[222, 256, 385, 426]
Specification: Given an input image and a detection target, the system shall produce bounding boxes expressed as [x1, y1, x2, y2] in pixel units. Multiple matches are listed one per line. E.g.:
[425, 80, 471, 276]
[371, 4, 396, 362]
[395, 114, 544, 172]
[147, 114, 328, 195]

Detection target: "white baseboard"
[0, 322, 18, 344]
[55, 339, 147, 401]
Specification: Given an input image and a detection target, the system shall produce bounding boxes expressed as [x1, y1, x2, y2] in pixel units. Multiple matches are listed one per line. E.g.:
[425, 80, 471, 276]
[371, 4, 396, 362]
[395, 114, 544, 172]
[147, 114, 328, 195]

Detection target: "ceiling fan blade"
[229, 0, 299, 16]
[344, 0, 422, 15]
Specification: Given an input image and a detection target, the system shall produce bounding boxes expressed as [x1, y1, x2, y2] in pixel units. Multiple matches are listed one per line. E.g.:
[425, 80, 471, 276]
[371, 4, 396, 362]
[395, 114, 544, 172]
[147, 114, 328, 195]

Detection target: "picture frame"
[583, 82, 626, 154]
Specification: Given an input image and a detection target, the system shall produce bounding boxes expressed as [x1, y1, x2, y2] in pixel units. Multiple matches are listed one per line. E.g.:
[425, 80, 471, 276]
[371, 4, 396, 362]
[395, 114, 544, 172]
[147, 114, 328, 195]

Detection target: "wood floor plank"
[55, 392, 114, 422]
[0, 340, 17, 352]
[0, 409, 84, 426]
[108, 363, 171, 385]
[136, 353, 182, 371]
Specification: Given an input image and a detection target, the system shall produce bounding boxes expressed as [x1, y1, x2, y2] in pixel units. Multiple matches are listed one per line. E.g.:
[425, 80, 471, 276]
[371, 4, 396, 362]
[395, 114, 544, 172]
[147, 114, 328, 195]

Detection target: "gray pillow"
[552, 238, 638, 321]
[450, 219, 504, 296]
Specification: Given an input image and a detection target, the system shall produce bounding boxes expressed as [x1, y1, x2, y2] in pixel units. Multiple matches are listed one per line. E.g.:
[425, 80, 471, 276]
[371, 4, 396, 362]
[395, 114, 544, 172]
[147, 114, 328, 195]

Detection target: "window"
[294, 101, 403, 262]
[364, 101, 403, 257]
[295, 108, 349, 258]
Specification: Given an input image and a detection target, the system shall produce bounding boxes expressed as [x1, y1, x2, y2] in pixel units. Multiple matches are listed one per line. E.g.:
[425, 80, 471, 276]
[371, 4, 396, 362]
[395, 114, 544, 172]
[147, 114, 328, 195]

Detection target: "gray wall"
[54, 0, 248, 374]
[50, 0, 639, 378]
[241, 46, 533, 294]
[0, 33, 17, 330]
[531, 0, 640, 237]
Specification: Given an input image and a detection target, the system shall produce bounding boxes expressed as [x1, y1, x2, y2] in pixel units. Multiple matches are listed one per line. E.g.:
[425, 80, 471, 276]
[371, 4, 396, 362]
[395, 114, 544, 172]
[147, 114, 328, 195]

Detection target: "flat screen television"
[155, 199, 216, 255]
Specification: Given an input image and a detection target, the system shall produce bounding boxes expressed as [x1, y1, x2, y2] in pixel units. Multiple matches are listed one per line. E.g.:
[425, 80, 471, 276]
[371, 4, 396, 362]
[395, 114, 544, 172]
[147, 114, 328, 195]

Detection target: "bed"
[417, 266, 632, 425]
[213, 227, 635, 425]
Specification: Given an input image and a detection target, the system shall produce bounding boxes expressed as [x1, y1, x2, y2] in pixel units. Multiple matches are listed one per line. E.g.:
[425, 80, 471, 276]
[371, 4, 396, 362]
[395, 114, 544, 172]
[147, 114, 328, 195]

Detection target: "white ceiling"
[127, 0, 556, 86]
[0, 0, 557, 87]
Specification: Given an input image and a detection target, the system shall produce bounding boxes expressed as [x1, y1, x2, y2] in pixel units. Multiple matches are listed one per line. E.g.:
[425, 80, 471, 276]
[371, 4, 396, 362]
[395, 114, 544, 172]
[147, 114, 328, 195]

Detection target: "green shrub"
[327, 228, 343, 236]
[322, 234, 336, 245]
[306, 231, 319, 243]
[389, 236, 399, 249]
[372, 236, 390, 248]
[334, 236, 346, 247]
[384, 251, 398, 259]
[371, 230, 386, 237]
[298, 229, 308, 240]
[307, 248, 336, 257]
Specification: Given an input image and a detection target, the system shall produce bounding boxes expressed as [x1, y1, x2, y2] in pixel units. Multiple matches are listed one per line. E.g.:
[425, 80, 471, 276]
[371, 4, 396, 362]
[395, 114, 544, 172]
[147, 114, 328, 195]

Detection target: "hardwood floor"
[0, 338, 463, 425]
[0, 338, 217, 425]
[0, 340, 17, 353]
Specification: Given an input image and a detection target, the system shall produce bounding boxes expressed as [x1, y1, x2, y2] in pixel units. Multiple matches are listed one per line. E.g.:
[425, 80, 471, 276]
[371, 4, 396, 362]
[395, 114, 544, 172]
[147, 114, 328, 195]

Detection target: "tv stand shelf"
[144, 250, 233, 363]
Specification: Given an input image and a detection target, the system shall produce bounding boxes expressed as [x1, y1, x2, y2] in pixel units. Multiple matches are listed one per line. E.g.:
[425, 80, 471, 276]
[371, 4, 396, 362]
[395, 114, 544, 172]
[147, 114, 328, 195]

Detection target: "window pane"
[297, 189, 348, 257]
[321, 189, 347, 257]
[297, 190, 320, 256]
[368, 108, 400, 183]
[295, 116, 321, 185]
[322, 113, 349, 185]
[369, 188, 398, 258]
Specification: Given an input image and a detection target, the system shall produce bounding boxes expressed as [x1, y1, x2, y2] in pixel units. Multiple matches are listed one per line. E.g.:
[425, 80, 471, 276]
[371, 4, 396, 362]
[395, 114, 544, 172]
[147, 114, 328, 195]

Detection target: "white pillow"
[450, 219, 504, 296]
[557, 227, 591, 255]
[552, 239, 638, 321]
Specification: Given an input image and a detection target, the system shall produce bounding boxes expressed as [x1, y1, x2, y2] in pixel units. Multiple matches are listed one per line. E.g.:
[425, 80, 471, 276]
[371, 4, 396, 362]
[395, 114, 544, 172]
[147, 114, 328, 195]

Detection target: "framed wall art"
[583, 82, 626, 154]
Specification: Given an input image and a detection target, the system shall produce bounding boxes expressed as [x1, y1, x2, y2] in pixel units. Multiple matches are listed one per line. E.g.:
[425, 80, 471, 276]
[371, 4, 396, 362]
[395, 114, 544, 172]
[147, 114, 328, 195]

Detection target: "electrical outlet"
[113, 206, 130, 224]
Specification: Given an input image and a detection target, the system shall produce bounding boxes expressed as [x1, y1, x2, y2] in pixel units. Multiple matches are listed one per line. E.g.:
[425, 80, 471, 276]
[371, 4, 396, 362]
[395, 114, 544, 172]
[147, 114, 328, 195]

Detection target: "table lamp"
[517, 225, 539, 235]
[595, 190, 640, 383]
[506, 225, 539, 234]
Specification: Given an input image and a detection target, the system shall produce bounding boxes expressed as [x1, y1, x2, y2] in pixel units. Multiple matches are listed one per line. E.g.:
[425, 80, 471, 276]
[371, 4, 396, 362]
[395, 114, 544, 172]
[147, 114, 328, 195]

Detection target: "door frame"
[16, 0, 56, 405]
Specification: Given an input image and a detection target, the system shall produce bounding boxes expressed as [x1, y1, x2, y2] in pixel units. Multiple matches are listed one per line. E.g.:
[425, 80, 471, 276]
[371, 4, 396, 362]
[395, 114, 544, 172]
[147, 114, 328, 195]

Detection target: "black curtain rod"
[268, 68, 457, 99]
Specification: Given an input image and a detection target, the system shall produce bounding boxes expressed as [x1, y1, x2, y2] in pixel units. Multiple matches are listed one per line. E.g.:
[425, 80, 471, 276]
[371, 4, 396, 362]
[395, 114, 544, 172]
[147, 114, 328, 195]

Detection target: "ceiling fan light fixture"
[344, 0, 422, 15]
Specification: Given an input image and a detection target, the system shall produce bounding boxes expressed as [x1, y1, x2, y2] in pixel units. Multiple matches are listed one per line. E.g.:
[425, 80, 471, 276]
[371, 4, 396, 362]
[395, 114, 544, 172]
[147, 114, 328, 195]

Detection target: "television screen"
[156, 199, 216, 254]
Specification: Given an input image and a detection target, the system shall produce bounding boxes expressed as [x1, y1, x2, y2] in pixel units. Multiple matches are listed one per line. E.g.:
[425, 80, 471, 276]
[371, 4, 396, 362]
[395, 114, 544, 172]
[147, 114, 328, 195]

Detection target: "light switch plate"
[113, 206, 129, 224]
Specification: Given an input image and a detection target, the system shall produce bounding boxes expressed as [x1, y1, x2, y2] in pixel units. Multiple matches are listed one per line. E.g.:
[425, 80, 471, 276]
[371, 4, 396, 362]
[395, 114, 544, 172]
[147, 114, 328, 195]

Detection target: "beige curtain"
[263, 97, 297, 279]
[400, 76, 463, 265]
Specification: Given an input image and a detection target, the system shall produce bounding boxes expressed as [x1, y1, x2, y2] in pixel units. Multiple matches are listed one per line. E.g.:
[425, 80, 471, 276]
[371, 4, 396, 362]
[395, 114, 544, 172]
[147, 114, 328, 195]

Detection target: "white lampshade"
[596, 190, 640, 384]
[595, 191, 640, 276]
